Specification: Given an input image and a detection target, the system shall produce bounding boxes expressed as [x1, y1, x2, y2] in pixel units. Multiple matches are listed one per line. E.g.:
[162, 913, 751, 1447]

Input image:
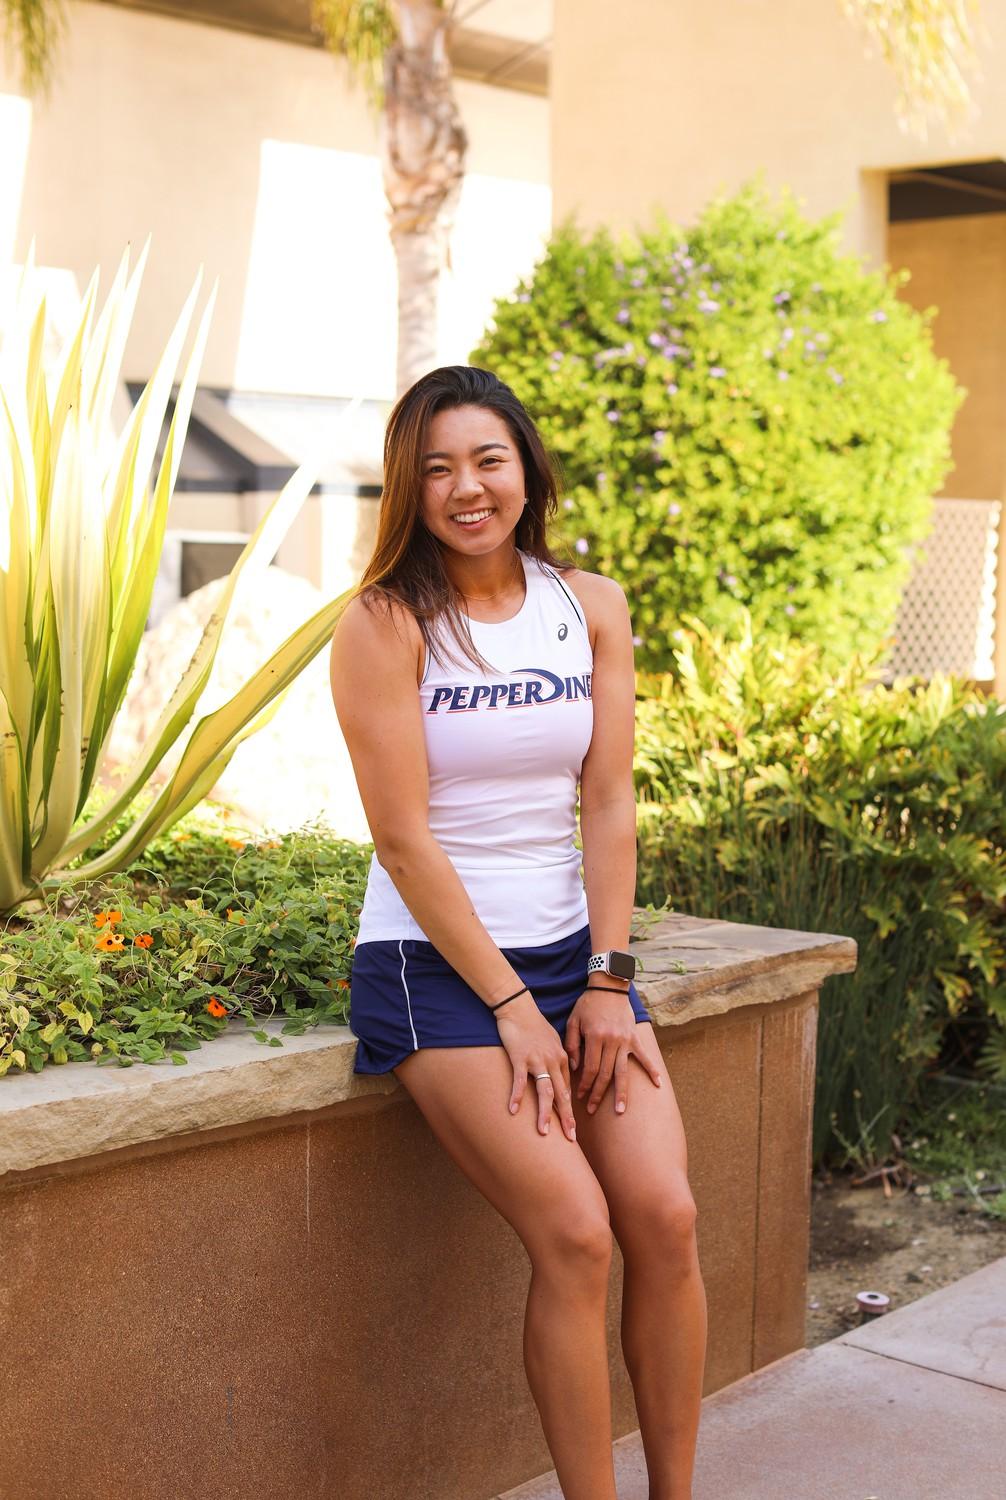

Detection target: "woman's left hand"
[565, 990, 663, 1115]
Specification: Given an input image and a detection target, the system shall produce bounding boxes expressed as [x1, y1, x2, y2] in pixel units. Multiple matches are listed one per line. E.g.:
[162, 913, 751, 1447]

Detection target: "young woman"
[329, 365, 707, 1500]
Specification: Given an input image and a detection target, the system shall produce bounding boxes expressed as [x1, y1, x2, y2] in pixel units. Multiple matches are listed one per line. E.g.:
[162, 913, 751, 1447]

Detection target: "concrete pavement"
[499, 1256, 1006, 1500]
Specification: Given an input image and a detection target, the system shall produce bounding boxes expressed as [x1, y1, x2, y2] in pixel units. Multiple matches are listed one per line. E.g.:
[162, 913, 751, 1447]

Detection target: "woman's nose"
[451, 469, 485, 499]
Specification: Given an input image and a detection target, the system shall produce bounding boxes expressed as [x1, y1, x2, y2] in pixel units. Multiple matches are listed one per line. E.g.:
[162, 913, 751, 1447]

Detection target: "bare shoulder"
[551, 565, 629, 645]
[329, 586, 424, 686]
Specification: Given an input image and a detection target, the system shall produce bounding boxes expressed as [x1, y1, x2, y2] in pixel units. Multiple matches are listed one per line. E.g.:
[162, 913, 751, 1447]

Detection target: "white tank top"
[355, 549, 593, 947]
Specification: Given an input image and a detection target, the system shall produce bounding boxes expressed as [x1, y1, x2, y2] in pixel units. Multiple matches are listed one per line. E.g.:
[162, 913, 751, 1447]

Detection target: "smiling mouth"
[451, 508, 495, 526]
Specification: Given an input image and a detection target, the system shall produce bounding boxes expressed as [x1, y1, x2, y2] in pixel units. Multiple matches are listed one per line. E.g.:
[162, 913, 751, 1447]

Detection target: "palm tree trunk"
[383, 0, 467, 396]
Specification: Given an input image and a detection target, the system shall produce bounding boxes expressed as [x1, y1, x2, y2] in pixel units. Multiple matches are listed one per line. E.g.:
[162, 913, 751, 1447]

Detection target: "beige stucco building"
[1, 0, 1003, 688]
[0, 0, 553, 609]
[551, 0, 1006, 690]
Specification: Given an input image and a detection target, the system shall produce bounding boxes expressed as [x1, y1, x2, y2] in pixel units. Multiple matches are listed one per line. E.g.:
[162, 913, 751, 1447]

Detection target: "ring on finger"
[533, 1072, 550, 1081]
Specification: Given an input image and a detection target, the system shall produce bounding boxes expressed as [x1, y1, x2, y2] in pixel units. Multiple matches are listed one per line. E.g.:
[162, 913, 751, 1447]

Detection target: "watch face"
[608, 949, 636, 981]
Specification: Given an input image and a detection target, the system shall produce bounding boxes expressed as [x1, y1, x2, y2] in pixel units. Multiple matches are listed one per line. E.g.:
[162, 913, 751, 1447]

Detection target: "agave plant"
[0, 242, 354, 914]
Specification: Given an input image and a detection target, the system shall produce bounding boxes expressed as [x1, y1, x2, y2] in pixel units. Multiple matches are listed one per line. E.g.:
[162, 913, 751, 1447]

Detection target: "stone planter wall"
[0, 912, 856, 1500]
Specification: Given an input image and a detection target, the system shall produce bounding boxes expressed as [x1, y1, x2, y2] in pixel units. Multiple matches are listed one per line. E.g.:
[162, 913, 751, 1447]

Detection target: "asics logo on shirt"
[558, 623, 568, 640]
[427, 667, 592, 714]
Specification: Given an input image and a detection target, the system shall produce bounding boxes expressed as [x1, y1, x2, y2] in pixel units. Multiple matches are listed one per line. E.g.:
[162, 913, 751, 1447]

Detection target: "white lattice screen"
[883, 498, 1000, 683]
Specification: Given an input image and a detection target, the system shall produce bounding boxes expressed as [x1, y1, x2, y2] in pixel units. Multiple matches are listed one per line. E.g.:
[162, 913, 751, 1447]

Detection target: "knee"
[533, 1211, 613, 1281]
[627, 1189, 699, 1268]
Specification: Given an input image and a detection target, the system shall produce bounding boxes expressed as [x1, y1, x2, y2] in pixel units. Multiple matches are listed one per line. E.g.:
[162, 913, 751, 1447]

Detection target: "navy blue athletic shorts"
[349, 922, 650, 1075]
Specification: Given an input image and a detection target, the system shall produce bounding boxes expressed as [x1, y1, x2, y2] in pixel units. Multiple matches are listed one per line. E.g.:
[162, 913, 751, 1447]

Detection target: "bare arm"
[329, 591, 521, 1006]
[575, 574, 637, 965]
[329, 589, 577, 1137]
[560, 570, 661, 1114]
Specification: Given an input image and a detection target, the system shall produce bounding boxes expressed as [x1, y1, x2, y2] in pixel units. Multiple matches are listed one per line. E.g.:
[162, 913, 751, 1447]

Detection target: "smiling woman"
[327, 365, 707, 1500]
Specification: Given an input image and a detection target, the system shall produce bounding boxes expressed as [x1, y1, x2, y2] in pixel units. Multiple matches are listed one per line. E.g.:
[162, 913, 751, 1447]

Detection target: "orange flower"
[205, 997, 228, 1018]
[225, 909, 246, 925]
[133, 933, 154, 949]
[96, 933, 125, 953]
[171, 832, 192, 842]
[224, 837, 246, 850]
[338, 979, 350, 990]
[94, 910, 123, 928]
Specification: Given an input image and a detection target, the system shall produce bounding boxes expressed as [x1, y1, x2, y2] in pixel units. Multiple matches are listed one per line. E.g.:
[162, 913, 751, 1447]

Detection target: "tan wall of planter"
[0, 913, 855, 1500]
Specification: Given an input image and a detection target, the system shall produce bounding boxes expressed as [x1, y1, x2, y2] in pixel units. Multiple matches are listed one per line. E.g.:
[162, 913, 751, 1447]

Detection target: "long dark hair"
[354, 365, 573, 673]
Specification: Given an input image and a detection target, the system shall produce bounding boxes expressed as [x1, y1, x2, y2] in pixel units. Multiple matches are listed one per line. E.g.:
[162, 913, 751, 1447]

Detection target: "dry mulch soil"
[806, 1169, 1006, 1347]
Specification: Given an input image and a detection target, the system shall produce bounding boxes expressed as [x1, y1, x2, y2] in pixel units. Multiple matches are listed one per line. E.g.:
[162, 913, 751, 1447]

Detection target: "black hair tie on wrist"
[586, 985, 633, 995]
[489, 984, 528, 1014]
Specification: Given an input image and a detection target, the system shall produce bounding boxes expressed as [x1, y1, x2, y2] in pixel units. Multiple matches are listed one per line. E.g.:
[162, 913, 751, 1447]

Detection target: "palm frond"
[1, 0, 66, 95]
[311, 0, 399, 107]
[839, 0, 985, 137]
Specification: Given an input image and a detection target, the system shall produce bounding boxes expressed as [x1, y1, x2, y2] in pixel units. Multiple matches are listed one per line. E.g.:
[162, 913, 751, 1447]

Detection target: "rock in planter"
[102, 566, 370, 840]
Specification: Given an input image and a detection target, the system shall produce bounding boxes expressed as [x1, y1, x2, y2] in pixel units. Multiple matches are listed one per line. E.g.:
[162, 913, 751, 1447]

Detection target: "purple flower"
[709, 366, 726, 378]
[828, 368, 844, 384]
[664, 342, 686, 357]
[668, 502, 682, 517]
[630, 274, 645, 288]
[660, 296, 674, 310]
[773, 291, 790, 305]
[616, 307, 630, 324]
[784, 604, 796, 616]
[698, 298, 720, 313]
[517, 292, 530, 303]
[596, 471, 607, 485]
[652, 429, 667, 444]
[606, 410, 621, 422]
[870, 309, 888, 323]
[563, 498, 575, 511]
[780, 327, 794, 344]
[631, 634, 643, 646]
[575, 538, 590, 555]
[647, 331, 665, 348]
[778, 370, 790, 380]
[722, 573, 738, 587]
[666, 382, 679, 396]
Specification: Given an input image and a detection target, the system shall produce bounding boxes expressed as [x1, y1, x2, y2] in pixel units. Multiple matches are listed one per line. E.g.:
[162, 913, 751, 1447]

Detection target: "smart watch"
[586, 949, 636, 982]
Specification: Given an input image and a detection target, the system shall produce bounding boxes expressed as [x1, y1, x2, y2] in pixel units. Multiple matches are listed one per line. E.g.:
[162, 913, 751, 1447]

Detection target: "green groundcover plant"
[0, 801, 369, 1074]
[472, 179, 962, 675]
[632, 613, 1006, 1162]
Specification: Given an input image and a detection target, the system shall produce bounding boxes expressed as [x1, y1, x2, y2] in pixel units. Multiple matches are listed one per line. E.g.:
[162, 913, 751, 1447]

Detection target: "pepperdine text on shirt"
[427, 668, 592, 714]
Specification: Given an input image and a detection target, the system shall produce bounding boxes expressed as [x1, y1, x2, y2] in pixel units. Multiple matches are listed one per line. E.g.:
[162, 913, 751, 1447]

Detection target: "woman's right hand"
[495, 994, 578, 1142]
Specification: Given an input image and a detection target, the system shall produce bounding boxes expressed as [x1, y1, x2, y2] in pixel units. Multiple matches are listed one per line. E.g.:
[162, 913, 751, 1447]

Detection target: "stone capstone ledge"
[0, 912, 857, 1178]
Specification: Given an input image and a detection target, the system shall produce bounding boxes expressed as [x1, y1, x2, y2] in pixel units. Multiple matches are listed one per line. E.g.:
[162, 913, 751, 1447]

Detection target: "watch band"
[586, 949, 636, 981]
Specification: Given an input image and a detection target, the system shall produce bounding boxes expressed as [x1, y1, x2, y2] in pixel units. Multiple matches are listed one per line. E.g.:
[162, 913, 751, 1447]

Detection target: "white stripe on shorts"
[398, 939, 419, 1050]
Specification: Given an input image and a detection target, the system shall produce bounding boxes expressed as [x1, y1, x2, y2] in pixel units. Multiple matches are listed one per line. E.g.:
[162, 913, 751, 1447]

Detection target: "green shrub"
[631, 614, 1006, 1164]
[472, 180, 963, 674]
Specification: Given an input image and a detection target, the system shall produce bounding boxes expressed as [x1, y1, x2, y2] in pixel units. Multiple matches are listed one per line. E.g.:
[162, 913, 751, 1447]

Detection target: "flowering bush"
[472, 181, 963, 673]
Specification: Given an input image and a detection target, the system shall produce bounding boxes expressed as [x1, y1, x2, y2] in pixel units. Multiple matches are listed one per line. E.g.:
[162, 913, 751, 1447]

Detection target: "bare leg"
[570, 1023, 707, 1500]
[393, 1044, 618, 1500]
